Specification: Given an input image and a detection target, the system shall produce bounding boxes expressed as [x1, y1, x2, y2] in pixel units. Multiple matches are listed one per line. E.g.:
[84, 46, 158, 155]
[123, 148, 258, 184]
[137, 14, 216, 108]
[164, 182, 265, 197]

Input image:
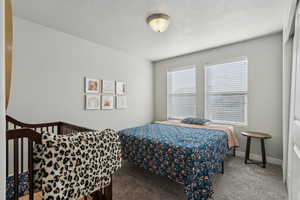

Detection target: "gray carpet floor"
[113, 157, 288, 200]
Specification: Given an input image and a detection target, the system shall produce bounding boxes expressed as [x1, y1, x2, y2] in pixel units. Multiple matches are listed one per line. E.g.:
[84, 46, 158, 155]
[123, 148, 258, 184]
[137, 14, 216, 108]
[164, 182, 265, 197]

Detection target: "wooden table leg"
[245, 137, 251, 164]
[233, 147, 236, 157]
[221, 161, 224, 174]
[261, 139, 266, 168]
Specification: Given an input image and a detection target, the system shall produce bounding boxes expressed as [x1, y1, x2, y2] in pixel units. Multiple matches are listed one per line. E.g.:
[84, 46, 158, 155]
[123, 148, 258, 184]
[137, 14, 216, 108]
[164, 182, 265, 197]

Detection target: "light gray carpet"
[113, 157, 287, 200]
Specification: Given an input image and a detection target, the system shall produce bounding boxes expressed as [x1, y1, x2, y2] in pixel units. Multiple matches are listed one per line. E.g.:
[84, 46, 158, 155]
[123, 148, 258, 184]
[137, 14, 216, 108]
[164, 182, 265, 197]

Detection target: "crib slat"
[6, 120, 9, 177]
[21, 138, 24, 173]
[28, 140, 34, 200]
[6, 140, 8, 177]
[14, 139, 19, 200]
[58, 124, 61, 135]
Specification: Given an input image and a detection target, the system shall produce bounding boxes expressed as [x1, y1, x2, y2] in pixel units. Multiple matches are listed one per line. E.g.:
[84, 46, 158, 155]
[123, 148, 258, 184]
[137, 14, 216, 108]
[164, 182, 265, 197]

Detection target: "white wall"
[154, 33, 283, 159]
[8, 17, 154, 131]
[0, 0, 6, 198]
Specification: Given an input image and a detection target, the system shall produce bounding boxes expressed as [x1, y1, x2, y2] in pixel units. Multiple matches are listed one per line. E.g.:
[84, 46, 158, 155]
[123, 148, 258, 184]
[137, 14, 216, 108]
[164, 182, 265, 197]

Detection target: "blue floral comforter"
[118, 123, 229, 200]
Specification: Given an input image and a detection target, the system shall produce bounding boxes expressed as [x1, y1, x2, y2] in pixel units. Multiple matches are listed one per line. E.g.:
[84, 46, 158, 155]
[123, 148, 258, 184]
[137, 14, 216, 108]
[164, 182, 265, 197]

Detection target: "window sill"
[167, 117, 183, 121]
[209, 120, 248, 127]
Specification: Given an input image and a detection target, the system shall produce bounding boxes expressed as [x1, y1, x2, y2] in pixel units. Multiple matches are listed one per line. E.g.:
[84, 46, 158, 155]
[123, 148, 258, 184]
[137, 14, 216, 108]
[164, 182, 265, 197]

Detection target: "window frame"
[204, 58, 248, 126]
[167, 65, 196, 120]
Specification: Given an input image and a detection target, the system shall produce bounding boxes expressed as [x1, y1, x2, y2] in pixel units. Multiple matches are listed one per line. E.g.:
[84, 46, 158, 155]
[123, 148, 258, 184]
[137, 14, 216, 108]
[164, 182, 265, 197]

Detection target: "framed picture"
[116, 81, 127, 95]
[85, 95, 100, 110]
[85, 78, 100, 93]
[116, 96, 127, 109]
[102, 80, 115, 94]
[101, 95, 114, 110]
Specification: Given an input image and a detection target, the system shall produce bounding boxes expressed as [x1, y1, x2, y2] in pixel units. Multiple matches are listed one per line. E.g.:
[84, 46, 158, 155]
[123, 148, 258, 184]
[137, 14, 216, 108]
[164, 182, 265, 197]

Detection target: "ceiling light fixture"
[146, 13, 170, 33]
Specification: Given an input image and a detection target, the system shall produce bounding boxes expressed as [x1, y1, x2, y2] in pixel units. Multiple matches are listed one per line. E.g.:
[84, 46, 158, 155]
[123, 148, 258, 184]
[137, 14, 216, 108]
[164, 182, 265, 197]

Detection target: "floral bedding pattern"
[118, 123, 229, 200]
[6, 172, 29, 200]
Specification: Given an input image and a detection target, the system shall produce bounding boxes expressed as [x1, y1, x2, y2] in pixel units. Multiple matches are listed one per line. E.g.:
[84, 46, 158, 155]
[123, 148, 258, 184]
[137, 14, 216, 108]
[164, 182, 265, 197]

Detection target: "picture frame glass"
[116, 96, 127, 109]
[101, 95, 114, 109]
[86, 95, 100, 110]
[85, 78, 100, 93]
[102, 80, 115, 94]
[116, 81, 127, 95]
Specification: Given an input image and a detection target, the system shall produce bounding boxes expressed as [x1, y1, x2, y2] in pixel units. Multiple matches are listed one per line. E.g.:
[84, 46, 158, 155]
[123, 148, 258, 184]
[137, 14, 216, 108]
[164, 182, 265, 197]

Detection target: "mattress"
[118, 122, 230, 200]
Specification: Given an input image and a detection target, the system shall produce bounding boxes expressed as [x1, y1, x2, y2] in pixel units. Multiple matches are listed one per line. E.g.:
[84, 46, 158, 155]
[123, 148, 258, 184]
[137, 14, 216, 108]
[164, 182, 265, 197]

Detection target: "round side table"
[241, 131, 272, 168]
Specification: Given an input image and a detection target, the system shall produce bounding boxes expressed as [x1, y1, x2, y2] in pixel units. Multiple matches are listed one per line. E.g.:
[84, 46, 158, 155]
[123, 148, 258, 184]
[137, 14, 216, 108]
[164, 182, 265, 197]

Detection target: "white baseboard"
[235, 150, 283, 166]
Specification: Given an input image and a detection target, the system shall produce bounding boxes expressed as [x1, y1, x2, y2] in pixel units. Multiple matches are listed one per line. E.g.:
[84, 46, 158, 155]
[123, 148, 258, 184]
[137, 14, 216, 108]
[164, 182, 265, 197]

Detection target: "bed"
[118, 121, 238, 200]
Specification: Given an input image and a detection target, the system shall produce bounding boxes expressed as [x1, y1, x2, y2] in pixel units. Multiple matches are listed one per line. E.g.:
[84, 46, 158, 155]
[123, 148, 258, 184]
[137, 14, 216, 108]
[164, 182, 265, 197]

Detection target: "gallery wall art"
[116, 96, 127, 109]
[116, 81, 127, 95]
[84, 77, 127, 110]
[86, 94, 101, 110]
[102, 95, 114, 110]
[102, 80, 115, 94]
[85, 78, 100, 93]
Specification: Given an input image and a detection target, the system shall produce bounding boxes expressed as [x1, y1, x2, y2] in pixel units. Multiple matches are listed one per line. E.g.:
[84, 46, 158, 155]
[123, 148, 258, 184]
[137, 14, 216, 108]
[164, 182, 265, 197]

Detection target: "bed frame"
[6, 115, 112, 200]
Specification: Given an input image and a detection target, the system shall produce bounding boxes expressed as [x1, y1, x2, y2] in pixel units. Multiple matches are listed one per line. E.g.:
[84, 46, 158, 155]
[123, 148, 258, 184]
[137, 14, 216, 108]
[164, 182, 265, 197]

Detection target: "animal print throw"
[33, 129, 122, 200]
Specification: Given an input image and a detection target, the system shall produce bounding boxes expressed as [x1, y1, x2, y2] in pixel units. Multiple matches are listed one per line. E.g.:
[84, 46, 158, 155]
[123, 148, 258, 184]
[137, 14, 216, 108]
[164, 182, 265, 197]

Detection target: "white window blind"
[167, 67, 196, 119]
[205, 59, 248, 125]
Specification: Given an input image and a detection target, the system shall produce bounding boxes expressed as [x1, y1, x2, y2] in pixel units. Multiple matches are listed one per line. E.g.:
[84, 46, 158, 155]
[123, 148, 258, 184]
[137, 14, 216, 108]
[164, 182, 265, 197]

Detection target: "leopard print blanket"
[33, 129, 122, 200]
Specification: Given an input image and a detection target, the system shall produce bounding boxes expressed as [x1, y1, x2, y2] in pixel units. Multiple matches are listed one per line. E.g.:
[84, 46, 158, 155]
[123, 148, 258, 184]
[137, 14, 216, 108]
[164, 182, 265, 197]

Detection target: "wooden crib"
[6, 115, 113, 200]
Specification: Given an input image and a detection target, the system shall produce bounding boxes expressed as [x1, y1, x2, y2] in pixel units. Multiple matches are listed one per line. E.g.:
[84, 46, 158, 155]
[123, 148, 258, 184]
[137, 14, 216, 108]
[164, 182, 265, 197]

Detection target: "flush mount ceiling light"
[146, 13, 170, 33]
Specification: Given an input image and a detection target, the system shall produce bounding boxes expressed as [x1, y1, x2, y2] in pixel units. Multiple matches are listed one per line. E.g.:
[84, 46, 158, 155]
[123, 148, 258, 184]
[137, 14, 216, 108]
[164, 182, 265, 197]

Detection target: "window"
[167, 67, 196, 119]
[205, 59, 248, 125]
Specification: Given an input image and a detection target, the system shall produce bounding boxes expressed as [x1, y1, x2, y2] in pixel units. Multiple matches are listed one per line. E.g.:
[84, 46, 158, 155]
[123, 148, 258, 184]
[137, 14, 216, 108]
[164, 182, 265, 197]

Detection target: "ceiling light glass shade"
[147, 13, 170, 32]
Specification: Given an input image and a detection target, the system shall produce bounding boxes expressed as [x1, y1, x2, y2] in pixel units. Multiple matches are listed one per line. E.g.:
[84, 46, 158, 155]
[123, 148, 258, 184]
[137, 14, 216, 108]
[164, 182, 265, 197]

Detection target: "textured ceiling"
[12, 0, 287, 61]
